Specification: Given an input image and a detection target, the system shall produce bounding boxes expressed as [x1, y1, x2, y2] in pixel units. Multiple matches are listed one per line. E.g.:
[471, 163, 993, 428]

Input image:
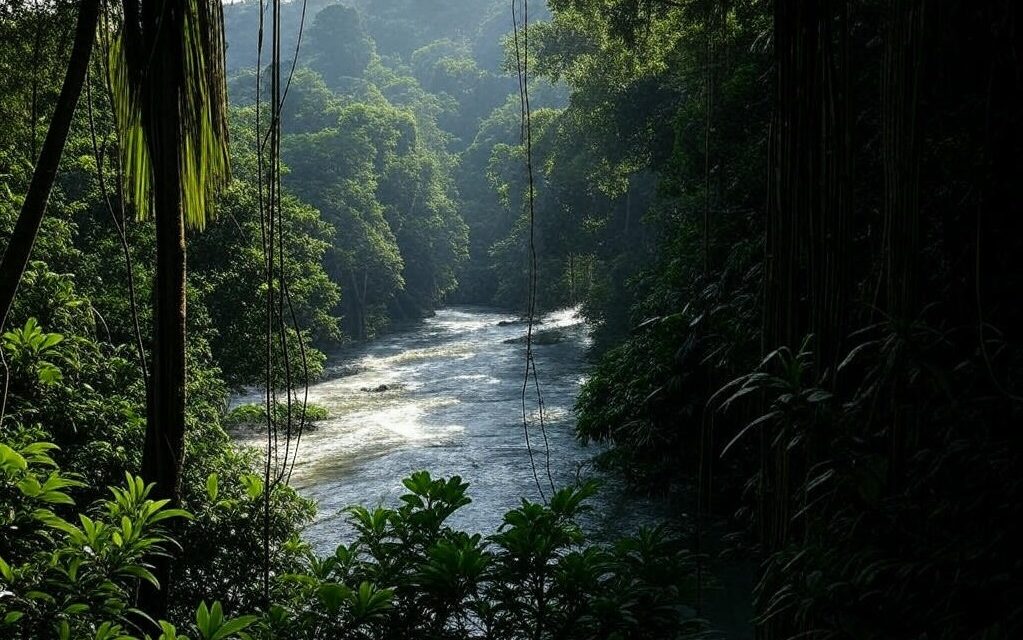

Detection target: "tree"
[110, 0, 230, 618]
[0, 0, 101, 332]
[306, 4, 375, 91]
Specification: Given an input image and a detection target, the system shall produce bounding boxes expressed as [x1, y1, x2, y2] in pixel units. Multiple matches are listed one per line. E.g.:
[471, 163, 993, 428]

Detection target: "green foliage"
[189, 171, 339, 387]
[306, 4, 376, 91]
[696, 312, 1023, 637]
[108, 0, 231, 230]
[0, 1, 702, 637]
[190, 601, 258, 640]
[222, 0, 520, 331]
[12, 0, 1021, 637]
[2, 447, 702, 639]
[281, 94, 467, 337]
[223, 402, 329, 430]
[256, 471, 701, 639]
[0, 303, 313, 628]
[576, 235, 760, 486]
[2, 317, 66, 385]
[0, 452, 189, 639]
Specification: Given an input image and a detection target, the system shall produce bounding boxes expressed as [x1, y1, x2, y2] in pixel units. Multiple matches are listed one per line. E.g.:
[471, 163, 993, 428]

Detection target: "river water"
[235, 306, 670, 549]
[233, 305, 752, 637]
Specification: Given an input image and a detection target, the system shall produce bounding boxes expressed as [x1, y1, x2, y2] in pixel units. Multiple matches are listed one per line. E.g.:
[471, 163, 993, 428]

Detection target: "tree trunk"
[138, 0, 188, 620]
[0, 0, 101, 331]
[760, 2, 852, 637]
[765, 0, 850, 369]
[880, 0, 924, 320]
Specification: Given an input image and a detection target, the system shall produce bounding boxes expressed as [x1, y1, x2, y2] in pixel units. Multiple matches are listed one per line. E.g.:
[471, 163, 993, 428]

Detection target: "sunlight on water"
[542, 306, 587, 329]
[362, 343, 477, 367]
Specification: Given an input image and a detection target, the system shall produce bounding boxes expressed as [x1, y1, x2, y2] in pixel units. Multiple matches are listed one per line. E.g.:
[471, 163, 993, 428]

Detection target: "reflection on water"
[233, 306, 670, 551]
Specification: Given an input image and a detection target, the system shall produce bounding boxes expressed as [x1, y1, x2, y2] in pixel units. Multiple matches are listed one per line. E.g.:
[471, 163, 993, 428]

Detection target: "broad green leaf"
[206, 473, 219, 502]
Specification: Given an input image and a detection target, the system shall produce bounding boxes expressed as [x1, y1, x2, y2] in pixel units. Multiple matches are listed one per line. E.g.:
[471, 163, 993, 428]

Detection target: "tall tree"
[111, 0, 230, 617]
[760, 2, 852, 637]
[0, 0, 101, 331]
[764, 0, 851, 371]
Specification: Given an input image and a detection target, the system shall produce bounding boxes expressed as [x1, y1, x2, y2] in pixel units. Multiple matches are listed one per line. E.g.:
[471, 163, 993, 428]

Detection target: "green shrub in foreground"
[2, 443, 704, 639]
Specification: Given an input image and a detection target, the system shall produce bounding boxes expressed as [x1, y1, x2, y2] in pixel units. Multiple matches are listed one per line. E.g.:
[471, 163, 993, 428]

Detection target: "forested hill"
[223, 0, 536, 146]
[224, 0, 517, 82]
[219, 0, 566, 340]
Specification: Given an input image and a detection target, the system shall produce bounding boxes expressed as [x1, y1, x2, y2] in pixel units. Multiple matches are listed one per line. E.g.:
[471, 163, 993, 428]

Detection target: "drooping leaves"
[108, 0, 230, 230]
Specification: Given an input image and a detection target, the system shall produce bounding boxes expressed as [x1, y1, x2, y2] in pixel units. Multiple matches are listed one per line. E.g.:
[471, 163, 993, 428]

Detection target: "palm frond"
[109, 0, 230, 230]
[108, 33, 151, 221]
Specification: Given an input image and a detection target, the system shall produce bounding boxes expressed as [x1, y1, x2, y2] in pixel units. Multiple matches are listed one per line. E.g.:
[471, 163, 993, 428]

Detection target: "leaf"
[38, 332, 63, 349]
[157, 621, 180, 640]
[211, 615, 257, 640]
[0, 444, 27, 471]
[806, 389, 832, 404]
[806, 468, 835, 493]
[20, 442, 60, 456]
[109, 0, 231, 231]
[720, 411, 781, 458]
[196, 601, 211, 634]
[149, 508, 195, 524]
[63, 602, 90, 615]
[240, 475, 263, 500]
[0, 555, 13, 582]
[37, 362, 63, 384]
[837, 340, 876, 372]
[317, 582, 349, 612]
[121, 565, 160, 588]
[633, 316, 662, 331]
[206, 473, 219, 502]
[18, 476, 42, 497]
[39, 490, 75, 506]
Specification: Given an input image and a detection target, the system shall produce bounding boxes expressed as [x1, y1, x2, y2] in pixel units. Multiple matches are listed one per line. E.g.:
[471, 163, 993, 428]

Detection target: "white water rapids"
[232, 306, 667, 549]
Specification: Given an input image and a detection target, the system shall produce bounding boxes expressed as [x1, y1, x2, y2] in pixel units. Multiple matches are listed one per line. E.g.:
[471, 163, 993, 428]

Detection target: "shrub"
[0, 442, 189, 638]
[258, 471, 704, 639]
[223, 403, 329, 431]
[2, 448, 705, 640]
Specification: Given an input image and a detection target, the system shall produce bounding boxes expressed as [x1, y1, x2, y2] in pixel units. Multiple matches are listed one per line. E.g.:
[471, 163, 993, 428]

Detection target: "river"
[232, 305, 751, 637]
[234, 305, 669, 548]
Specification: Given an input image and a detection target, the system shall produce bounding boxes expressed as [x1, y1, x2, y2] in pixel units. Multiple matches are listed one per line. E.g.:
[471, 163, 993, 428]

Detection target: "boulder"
[503, 328, 564, 345]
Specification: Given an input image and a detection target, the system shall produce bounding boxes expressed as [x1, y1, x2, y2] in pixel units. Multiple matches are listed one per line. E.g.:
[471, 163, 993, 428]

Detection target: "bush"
[2, 445, 705, 640]
[0, 304, 314, 630]
[224, 402, 329, 431]
[0, 441, 189, 638]
[257, 470, 703, 640]
[576, 238, 760, 489]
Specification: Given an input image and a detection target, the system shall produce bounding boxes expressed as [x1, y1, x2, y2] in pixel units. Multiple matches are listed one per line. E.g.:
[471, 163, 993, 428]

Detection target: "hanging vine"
[255, 0, 311, 605]
[511, 0, 556, 504]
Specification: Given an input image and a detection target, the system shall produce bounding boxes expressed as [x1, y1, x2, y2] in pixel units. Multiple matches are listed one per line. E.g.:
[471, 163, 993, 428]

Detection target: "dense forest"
[1, 0, 1021, 638]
